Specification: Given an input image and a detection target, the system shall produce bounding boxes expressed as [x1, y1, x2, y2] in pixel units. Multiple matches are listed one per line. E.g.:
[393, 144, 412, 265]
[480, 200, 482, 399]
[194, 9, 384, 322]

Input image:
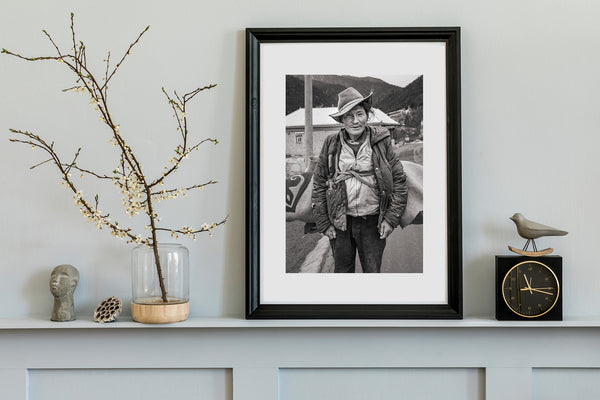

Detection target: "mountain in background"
[286, 75, 423, 115]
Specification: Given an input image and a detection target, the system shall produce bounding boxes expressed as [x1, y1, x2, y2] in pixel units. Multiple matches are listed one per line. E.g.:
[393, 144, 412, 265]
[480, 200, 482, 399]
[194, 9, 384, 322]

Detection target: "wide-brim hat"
[329, 87, 373, 122]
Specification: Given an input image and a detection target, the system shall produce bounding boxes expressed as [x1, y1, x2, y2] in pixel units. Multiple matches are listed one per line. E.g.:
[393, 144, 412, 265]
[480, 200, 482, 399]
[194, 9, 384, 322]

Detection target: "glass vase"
[131, 243, 189, 323]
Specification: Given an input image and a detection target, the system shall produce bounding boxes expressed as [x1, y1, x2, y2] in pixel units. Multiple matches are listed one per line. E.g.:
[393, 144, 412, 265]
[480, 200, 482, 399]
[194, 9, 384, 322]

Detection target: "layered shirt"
[336, 133, 379, 217]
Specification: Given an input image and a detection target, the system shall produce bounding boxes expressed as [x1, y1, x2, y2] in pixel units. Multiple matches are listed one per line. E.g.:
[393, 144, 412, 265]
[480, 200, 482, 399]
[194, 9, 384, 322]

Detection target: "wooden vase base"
[131, 301, 189, 324]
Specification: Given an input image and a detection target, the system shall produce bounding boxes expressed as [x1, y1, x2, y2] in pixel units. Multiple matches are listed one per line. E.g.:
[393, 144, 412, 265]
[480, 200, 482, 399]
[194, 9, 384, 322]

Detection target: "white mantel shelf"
[3, 315, 600, 329]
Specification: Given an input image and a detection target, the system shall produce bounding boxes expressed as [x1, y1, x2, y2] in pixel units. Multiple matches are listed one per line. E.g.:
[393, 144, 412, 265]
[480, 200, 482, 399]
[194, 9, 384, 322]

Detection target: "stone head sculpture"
[49, 264, 79, 322]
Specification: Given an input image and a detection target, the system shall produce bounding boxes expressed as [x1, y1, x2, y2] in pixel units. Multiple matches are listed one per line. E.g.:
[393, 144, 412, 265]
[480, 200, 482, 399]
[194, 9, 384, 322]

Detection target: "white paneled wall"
[2, 321, 600, 399]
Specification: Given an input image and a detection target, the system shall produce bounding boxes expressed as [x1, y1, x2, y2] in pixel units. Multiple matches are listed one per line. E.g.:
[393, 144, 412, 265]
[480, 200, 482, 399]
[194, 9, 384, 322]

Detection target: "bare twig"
[103, 51, 110, 96]
[30, 158, 54, 170]
[101, 25, 149, 90]
[69, 13, 77, 60]
[42, 29, 62, 57]
[184, 84, 217, 103]
[61, 163, 114, 180]
[64, 148, 81, 175]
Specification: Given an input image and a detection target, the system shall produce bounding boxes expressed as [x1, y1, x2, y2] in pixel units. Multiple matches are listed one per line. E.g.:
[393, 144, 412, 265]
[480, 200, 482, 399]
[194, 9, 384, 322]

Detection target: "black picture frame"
[246, 27, 462, 319]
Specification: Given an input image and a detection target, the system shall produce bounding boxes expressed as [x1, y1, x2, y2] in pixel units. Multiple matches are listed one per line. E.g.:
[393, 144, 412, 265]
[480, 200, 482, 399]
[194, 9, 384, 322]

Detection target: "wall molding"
[2, 322, 600, 399]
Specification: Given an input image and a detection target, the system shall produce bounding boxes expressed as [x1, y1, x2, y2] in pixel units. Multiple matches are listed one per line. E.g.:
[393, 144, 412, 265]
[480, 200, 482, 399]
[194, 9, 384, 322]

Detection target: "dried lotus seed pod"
[93, 296, 122, 323]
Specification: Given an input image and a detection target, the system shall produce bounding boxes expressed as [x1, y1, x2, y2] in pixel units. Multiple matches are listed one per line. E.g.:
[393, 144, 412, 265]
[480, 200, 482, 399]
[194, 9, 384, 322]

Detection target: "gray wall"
[2, 0, 600, 399]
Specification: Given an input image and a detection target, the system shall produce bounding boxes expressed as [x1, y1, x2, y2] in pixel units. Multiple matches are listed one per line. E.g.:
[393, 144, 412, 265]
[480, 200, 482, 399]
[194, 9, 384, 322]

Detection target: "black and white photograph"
[285, 74, 424, 274]
[246, 28, 462, 319]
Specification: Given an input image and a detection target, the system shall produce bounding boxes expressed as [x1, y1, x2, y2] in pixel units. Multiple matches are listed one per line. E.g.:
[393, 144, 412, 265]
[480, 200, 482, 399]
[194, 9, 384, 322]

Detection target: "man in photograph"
[311, 87, 408, 273]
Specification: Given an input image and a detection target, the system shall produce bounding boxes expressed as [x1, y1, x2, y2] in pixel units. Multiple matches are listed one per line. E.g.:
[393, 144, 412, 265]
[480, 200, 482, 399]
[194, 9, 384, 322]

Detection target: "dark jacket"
[312, 126, 408, 233]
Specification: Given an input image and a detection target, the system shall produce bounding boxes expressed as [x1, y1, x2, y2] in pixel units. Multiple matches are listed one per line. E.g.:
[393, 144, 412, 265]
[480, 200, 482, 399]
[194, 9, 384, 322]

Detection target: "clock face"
[502, 260, 560, 318]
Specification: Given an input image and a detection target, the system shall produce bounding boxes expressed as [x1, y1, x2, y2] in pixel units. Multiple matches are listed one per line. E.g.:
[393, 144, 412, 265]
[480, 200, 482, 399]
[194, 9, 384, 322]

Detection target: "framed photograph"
[246, 28, 462, 319]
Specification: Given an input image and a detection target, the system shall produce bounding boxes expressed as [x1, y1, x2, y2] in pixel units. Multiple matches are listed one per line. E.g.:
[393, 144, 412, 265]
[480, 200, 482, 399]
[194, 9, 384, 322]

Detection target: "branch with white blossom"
[155, 216, 229, 240]
[9, 129, 139, 243]
[150, 179, 218, 201]
[3, 14, 225, 303]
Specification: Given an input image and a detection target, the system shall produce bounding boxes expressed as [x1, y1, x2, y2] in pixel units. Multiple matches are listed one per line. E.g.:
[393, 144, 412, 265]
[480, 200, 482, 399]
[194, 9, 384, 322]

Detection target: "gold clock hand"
[531, 288, 554, 296]
[523, 274, 533, 294]
[520, 287, 554, 295]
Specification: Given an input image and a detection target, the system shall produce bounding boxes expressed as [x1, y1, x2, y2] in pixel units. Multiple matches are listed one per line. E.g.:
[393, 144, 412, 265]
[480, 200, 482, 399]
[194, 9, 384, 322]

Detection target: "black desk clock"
[496, 255, 562, 320]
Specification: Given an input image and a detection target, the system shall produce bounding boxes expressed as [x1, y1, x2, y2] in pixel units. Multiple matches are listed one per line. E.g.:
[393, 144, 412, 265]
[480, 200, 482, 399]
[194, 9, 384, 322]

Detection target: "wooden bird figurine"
[508, 213, 568, 256]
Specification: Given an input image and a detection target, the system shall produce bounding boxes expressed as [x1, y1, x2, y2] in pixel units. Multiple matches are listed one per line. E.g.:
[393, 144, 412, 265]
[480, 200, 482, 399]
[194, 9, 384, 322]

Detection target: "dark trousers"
[330, 214, 386, 273]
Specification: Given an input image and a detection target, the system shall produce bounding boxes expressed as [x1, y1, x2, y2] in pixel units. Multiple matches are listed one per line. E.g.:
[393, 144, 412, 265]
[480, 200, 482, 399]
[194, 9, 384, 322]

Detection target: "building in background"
[286, 107, 400, 158]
